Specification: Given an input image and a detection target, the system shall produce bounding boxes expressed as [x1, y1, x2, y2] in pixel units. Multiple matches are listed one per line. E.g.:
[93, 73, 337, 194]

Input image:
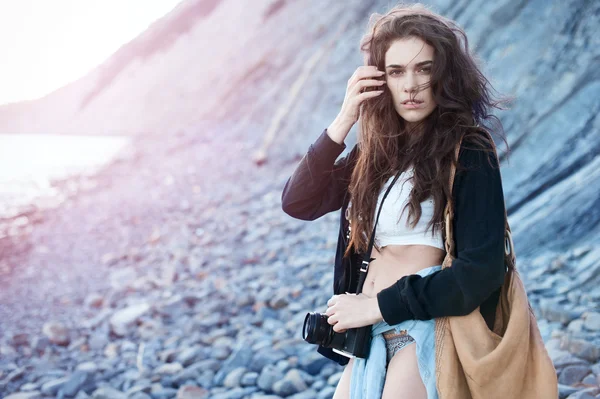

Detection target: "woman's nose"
[403, 74, 417, 92]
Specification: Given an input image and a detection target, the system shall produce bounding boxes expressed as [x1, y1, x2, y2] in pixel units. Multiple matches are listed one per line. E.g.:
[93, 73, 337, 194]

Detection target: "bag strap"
[443, 129, 516, 271]
[355, 170, 404, 293]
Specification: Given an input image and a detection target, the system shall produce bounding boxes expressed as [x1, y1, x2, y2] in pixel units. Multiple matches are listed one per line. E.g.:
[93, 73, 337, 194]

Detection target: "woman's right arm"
[281, 65, 386, 220]
[281, 127, 359, 221]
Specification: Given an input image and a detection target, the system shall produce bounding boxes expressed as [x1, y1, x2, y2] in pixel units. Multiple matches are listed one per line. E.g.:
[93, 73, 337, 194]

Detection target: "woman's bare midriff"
[361, 244, 446, 298]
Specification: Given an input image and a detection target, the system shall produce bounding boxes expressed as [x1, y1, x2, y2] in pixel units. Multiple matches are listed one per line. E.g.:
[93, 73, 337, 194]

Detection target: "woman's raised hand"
[327, 66, 386, 145]
[338, 65, 386, 125]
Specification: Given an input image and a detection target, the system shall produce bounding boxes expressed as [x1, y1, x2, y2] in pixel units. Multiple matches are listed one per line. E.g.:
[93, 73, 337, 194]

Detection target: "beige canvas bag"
[434, 131, 558, 399]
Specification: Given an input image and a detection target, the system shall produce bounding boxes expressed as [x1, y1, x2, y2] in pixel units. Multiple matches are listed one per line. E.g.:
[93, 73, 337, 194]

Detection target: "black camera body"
[302, 312, 372, 359]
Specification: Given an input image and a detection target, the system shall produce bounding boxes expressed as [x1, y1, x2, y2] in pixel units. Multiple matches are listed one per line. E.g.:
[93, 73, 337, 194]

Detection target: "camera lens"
[303, 312, 335, 346]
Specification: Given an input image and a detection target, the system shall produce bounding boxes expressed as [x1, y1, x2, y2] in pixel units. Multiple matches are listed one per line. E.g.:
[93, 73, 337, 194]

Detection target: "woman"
[281, 3, 510, 399]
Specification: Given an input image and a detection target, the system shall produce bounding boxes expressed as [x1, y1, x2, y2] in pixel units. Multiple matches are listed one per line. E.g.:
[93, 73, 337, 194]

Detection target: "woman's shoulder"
[452, 129, 505, 205]
[458, 129, 500, 172]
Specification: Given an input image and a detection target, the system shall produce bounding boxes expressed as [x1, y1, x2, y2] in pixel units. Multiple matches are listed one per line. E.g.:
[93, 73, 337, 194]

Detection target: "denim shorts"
[373, 264, 441, 399]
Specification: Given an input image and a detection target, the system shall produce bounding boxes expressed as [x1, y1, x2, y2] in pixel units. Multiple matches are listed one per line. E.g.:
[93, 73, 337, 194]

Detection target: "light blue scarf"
[349, 265, 441, 399]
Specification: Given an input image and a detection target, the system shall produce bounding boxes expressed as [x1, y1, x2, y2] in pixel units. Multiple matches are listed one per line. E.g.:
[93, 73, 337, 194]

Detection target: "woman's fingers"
[347, 65, 386, 88]
[338, 65, 386, 124]
[327, 295, 337, 306]
[353, 78, 386, 94]
[327, 313, 338, 325]
[333, 324, 347, 333]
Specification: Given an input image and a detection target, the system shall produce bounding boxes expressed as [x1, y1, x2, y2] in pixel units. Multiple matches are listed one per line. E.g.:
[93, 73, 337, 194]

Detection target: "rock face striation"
[0, 0, 599, 398]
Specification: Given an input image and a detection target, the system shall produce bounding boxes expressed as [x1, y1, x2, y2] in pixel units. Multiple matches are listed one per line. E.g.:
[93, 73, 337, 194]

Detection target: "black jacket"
[281, 128, 507, 365]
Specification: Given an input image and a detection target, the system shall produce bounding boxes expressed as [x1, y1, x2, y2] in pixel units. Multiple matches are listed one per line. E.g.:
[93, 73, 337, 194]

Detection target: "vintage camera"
[302, 311, 372, 359]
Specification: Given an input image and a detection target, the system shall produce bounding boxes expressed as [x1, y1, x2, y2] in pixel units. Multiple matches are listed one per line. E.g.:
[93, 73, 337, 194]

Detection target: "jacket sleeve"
[281, 128, 358, 221]
[376, 140, 507, 324]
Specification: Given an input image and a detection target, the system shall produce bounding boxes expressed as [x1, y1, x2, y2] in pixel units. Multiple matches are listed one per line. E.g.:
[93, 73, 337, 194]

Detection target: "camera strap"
[355, 169, 404, 294]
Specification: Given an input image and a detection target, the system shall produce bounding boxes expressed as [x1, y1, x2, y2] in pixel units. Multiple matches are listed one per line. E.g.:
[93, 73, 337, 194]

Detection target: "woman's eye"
[388, 68, 430, 76]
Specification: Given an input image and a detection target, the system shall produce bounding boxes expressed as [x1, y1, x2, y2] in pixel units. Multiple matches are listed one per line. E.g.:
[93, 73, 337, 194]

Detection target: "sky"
[0, 0, 183, 105]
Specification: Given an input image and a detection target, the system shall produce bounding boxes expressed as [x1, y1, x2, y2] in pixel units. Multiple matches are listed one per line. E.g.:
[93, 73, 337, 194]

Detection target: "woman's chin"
[398, 110, 435, 126]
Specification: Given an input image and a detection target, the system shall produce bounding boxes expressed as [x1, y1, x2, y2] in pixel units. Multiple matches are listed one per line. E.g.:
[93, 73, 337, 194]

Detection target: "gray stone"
[275, 359, 290, 373]
[249, 350, 287, 372]
[591, 361, 600, 375]
[559, 384, 579, 399]
[76, 362, 99, 373]
[312, 379, 326, 391]
[317, 386, 336, 399]
[299, 352, 330, 376]
[31, 336, 50, 354]
[235, 293, 254, 307]
[62, 370, 93, 397]
[540, 299, 580, 325]
[282, 369, 309, 392]
[40, 377, 69, 396]
[19, 383, 39, 391]
[11, 333, 29, 347]
[42, 321, 70, 346]
[287, 390, 318, 399]
[554, 354, 590, 369]
[240, 371, 258, 387]
[583, 312, 600, 331]
[565, 387, 599, 399]
[154, 363, 184, 375]
[176, 346, 204, 367]
[210, 387, 258, 399]
[567, 319, 585, 334]
[192, 358, 221, 372]
[257, 365, 285, 392]
[4, 367, 27, 382]
[125, 384, 152, 397]
[269, 291, 289, 309]
[211, 345, 231, 360]
[558, 365, 592, 385]
[272, 379, 298, 396]
[84, 293, 104, 308]
[173, 363, 206, 384]
[150, 387, 178, 399]
[109, 303, 150, 337]
[196, 370, 215, 390]
[256, 307, 279, 321]
[317, 363, 338, 379]
[223, 367, 247, 388]
[90, 387, 127, 399]
[327, 371, 344, 386]
[88, 331, 109, 351]
[3, 393, 42, 399]
[176, 385, 209, 399]
[81, 309, 112, 329]
[213, 344, 254, 386]
[560, 336, 600, 363]
[580, 373, 597, 385]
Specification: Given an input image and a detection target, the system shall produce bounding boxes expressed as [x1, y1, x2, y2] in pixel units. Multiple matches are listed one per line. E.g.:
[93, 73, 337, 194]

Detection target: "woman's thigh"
[382, 341, 427, 399]
[332, 358, 354, 399]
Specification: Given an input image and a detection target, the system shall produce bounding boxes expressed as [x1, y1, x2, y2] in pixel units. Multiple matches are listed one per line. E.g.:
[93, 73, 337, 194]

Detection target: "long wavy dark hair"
[343, 3, 512, 258]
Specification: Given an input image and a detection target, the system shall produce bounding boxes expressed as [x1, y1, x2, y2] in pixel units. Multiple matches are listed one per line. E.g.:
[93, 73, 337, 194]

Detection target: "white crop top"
[372, 167, 444, 250]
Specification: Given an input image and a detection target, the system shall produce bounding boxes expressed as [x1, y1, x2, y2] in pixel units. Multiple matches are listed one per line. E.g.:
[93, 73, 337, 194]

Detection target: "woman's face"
[384, 36, 437, 129]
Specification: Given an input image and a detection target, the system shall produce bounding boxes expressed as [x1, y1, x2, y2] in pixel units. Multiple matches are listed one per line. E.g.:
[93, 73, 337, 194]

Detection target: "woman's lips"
[402, 101, 423, 109]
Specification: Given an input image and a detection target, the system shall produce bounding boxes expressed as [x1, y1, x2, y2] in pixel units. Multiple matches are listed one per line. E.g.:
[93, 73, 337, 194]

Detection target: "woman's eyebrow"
[385, 60, 433, 69]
